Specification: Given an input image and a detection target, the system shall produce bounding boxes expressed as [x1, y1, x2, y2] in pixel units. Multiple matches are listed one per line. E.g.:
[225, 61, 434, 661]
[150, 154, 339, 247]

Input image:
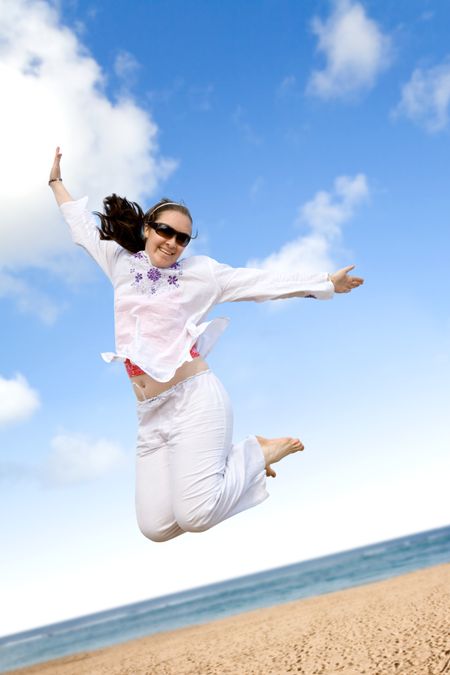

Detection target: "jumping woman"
[49, 146, 364, 543]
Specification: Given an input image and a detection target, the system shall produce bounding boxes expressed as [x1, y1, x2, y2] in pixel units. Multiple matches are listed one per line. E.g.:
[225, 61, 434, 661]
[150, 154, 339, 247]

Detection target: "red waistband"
[124, 346, 200, 378]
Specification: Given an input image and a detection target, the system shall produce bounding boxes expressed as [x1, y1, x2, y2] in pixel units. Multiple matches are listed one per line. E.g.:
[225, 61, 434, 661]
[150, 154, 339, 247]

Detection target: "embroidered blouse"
[60, 197, 335, 382]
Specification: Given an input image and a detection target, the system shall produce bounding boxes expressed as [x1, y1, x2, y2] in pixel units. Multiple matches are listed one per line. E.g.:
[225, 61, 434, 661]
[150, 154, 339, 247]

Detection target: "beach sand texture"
[8, 563, 450, 675]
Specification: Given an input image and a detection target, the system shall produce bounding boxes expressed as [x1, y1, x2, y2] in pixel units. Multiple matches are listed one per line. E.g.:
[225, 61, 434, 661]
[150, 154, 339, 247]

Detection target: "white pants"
[135, 370, 269, 542]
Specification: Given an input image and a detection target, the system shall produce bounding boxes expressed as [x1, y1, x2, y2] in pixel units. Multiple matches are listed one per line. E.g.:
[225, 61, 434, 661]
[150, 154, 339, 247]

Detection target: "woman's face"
[143, 210, 193, 268]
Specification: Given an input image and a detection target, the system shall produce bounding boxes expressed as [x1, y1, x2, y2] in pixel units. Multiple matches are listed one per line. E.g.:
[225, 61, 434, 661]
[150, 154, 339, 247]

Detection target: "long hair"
[93, 195, 193, 253]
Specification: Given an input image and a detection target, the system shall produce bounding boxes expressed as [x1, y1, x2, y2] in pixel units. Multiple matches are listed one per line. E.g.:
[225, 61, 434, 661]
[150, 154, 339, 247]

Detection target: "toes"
[265, 466, 277, 478]
[290, 439, 303, 448]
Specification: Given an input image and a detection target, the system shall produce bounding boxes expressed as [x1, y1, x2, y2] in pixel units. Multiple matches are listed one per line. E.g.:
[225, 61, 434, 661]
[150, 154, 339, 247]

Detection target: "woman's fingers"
[49, 146, 62, 182]
[339, 265, 357, 278]
[330, 267, 364, 293]
[331, 265, 355, 281]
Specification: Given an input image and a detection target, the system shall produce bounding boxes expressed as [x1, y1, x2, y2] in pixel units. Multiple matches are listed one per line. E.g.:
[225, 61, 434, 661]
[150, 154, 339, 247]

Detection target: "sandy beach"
[8, 562, 450, 675]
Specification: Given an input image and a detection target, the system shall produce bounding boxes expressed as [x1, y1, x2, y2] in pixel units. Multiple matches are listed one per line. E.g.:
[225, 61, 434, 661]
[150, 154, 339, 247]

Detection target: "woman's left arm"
[208, 258, 363, 303]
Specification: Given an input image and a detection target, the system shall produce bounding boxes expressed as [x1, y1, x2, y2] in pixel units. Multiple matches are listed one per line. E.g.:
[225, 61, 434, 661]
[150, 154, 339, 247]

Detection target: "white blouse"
[60, 197, 335, 382]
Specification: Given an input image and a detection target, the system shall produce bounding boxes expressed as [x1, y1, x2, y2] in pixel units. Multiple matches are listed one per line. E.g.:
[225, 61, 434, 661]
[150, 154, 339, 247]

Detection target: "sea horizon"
[1, 523, 449, 673]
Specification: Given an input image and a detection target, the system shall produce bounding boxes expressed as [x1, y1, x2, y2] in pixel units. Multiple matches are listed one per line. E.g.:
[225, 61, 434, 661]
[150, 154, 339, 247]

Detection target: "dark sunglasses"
[148, 221, 196, 248]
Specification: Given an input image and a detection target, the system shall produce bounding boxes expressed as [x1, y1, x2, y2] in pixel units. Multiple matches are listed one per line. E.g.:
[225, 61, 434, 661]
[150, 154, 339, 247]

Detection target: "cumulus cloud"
[307, 0, 391, 100]
[248, 174, 368, 275]
[0, 373, 40, 426]
[395, 60, 450, 133]
[41, 432, 127, 486]
[0, 429, 127, 486]
[0, 0, 175, 315]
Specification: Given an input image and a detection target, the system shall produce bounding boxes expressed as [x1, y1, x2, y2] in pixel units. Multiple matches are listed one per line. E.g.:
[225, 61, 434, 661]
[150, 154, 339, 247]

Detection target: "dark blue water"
[1, 524, 449, 673]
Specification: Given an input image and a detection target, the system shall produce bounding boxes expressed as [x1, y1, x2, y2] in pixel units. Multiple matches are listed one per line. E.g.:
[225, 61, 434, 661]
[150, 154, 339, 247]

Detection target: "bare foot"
[256, 435, 304, 475]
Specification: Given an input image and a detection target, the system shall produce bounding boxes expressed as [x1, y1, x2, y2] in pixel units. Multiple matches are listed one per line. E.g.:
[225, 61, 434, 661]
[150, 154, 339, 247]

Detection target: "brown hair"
[94, 195, 193, 253]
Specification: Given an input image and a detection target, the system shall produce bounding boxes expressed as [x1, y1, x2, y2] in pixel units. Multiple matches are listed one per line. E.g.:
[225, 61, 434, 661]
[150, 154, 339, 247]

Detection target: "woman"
[49, 146, 363, 542]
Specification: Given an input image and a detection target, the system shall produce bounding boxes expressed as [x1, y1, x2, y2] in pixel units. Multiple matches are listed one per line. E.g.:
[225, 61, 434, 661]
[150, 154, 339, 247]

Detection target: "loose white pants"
[135, 370, 269, 542]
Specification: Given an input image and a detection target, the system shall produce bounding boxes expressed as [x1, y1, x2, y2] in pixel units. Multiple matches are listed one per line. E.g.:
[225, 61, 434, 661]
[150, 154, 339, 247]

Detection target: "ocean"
[1, 524, 449, 673]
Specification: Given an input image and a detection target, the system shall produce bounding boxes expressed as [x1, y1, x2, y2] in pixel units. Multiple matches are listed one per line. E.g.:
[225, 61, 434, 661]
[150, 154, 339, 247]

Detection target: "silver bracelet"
[48, 178, 63, 185]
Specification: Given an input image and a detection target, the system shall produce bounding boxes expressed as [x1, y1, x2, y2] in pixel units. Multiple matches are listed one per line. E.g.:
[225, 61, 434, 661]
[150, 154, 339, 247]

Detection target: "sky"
[0, 0, 449, 637]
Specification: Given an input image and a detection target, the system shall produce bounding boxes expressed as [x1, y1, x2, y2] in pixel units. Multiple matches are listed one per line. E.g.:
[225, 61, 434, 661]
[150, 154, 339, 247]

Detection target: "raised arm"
[49, 146, 121, 280]
[48, 146, 73, 205]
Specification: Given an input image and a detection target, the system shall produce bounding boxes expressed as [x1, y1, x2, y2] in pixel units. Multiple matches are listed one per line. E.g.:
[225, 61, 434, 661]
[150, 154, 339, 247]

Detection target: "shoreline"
[6, 562, 450, 675]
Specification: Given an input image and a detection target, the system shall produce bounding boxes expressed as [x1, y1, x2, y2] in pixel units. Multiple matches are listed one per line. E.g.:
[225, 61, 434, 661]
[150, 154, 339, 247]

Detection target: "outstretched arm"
[209, 258, 364, 304]
[209, 258, 335, 303]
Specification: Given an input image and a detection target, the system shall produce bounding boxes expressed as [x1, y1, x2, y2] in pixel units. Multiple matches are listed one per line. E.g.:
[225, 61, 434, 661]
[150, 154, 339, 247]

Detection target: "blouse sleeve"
[59, 196, 122, 281]
[208, 257, 335, 303]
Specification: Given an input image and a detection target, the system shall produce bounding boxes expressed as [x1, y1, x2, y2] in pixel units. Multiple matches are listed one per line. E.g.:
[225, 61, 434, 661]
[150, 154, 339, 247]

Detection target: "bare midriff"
[130, 357, 209, 401]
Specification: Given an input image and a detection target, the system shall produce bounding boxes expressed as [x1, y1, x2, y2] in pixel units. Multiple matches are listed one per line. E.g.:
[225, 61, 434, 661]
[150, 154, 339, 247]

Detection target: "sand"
[7, 563, 450, 675]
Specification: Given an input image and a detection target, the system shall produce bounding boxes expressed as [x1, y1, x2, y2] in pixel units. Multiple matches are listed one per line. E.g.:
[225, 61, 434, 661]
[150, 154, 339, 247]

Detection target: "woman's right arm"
[49, 147, 121, 280]
[49, 147, 73, 205]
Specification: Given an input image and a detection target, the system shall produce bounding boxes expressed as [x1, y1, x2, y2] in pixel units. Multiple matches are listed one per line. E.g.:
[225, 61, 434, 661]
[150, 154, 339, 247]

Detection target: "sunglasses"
[148, 221, 194, 248]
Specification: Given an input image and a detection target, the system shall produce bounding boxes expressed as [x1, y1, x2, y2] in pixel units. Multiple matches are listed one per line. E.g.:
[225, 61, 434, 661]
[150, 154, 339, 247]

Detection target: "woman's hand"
[330, 265, 364, 293]
[49, 146, 62, 183]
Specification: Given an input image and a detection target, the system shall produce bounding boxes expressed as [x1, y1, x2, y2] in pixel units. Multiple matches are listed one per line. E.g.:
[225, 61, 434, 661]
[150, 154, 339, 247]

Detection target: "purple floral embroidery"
[129, 254, 184, 295]
[147, 268, 161, 282]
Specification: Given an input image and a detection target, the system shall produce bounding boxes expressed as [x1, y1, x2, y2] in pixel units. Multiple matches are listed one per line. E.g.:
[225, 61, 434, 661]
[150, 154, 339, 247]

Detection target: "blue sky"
[1, 0, 449, 636]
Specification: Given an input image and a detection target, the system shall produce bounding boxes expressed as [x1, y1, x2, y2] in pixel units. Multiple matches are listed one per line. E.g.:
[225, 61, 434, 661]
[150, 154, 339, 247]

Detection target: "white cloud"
[0, 270, 62, 323]
[395, 60, 450, 133]
[114, 49, 140, 81]
[307, 0, 391, 99]
[0, 373, 40, 426]
[248, 174, 368, 275]
[0, 0, 176, 313]
[42, 432, 127, 486]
